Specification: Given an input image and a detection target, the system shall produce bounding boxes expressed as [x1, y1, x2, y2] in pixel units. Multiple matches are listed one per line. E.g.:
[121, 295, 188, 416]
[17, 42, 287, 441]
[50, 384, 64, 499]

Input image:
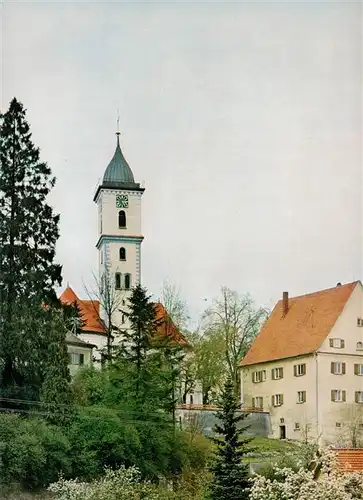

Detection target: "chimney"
[282, 291, 289, 317]
[336, 282, 342, 287]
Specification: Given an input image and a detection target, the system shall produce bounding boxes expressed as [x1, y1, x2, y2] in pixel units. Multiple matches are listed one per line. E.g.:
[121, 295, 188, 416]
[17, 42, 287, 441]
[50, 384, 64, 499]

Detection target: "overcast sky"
[2, 0, 362, 324]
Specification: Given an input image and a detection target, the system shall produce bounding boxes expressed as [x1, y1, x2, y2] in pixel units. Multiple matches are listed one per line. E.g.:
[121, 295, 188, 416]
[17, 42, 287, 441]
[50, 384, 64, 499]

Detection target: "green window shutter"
[329, 339, 334, 347]
[342, 390, 346, 402]
[271, 395, 274, 407]
[331, 362, 335, 374]
[331, 390, 335, 402]
[293, 365, 297, 377]
[79, 353, 84, 365]
[302, 364, 306, 375]
[281, 394, 284, 405]
[281, 368, 284, 378]
[341, 339, 345, 348]
[355, 392, 359, 403]
[342, 363, 346, 375]
[354, 364, 359, 375]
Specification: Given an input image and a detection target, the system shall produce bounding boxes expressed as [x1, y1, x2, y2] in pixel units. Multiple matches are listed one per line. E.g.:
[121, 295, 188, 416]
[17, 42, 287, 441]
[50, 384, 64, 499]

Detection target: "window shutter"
[342, 390, 346, 402]
[252, 373, 255, 383]
[281, 368, 284, 378]
[342, 363, 346, 375]
[303, 391, 306, 403]
[354, 364, 359, 375]
[280, 394, 284, 405]
[252, 397, 255, 408]
[331, 362, 335, 374]
[355, 392, 359, 403]
[80, 353, 84, 366]
[294, 365, 297, 377]
[271, 395, 275, 407]
[331, 390, 335, 402]
[302, 364, 306, 375]
[341, 339, 345, 348]
[329, 339, 334, 347]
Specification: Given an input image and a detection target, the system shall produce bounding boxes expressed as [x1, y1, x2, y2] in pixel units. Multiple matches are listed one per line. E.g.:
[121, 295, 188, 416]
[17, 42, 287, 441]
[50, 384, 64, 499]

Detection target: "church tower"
[93, 129, 144, 330]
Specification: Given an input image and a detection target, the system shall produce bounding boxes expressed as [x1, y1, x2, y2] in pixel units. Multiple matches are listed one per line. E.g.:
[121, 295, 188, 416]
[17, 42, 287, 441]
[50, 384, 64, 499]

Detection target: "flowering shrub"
[48, 465, 206, 500]
[249, 449, 363, 500]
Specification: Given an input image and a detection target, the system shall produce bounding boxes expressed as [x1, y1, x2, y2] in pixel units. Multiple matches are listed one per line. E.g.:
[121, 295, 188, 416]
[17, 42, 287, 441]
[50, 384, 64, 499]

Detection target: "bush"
[0, 413, 71, 489]
[49, 465, 207, 500]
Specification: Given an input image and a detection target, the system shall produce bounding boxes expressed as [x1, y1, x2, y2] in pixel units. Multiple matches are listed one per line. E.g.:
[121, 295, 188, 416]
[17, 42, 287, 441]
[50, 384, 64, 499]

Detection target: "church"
[60, 129, 186, 368]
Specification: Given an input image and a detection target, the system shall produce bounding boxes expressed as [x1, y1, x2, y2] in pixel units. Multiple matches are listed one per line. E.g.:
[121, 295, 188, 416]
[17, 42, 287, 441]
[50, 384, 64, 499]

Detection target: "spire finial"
[116, 109, 120, 137]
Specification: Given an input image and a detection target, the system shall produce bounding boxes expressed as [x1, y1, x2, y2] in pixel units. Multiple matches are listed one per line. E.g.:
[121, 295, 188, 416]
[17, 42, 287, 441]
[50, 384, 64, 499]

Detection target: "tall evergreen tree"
[121, 284, 159, 399]
[0, 98, 64, 403]
[209, 377, 252, 500]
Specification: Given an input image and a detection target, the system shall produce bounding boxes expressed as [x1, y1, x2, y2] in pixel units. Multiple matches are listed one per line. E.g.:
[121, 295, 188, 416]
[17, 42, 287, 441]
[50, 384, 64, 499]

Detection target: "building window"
[119, 247, 126, 260]
[357, 318, 363, 327]
[252, 370, 266, 383]
[329, 338, 345, 348]
[272, 394, 283, 407]
[355, 392, 363, 404]
[294, 363, 306, 377]
[331, 390, 346, 402]
[354, 364, 363, 376]
[297, 391, 306, 404]
[118, 210, 126, 228]
[68, 353, 84, 366]
[271, 367, 283, 380]
[336, 422, 342, 428]
[294, 422, 300, 431]
[115, 273, 121, 289]
[121, 314, 125, 324]
[357, 342, 363, 350]
[124, 273, 131, 290]
[331, 362, 346, 375]
[252, 397, 264, 409]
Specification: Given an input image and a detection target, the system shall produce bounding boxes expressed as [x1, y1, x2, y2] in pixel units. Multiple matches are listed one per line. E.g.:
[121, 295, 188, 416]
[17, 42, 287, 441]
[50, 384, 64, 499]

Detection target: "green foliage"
[208, 377, 252, 500]
[0, 98, 67, 407]
[0, 413, 71, 489]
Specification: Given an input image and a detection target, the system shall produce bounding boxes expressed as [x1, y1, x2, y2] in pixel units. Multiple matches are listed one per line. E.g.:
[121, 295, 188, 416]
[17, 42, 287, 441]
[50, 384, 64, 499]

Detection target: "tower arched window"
[115, 273, 121, 290]
[119, 247, 126, 261]
[118, 210, 126, 228]
[124, 273, 131, 290]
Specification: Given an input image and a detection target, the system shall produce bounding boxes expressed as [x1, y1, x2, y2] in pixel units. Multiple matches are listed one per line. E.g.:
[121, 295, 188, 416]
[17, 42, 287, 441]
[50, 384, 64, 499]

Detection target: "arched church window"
[119, 247, 126, 261]
[115, 273, 121, 290]
[124, 273, 131, 290]
[118, 210, 126, 228]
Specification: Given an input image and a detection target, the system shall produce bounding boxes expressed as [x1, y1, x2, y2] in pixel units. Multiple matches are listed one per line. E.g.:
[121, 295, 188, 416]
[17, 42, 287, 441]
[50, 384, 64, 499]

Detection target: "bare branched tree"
[339, 404, 363, 448]
[161, 281, 190, 331]
[83, 270, 126, 363]
[203, 287, 269, 394]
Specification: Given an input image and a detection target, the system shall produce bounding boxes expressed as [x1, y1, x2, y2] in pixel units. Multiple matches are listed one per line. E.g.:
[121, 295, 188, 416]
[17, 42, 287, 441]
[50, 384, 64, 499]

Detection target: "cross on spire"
[116, 109, 120, 136]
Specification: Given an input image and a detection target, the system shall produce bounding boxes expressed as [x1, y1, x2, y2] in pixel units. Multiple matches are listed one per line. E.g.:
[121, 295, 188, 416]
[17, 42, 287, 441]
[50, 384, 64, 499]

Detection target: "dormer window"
[357, 342, 363, 351]
[119, 247, 126, 260]
[329, 338, 345, 349]
[118, 210, 126, 228]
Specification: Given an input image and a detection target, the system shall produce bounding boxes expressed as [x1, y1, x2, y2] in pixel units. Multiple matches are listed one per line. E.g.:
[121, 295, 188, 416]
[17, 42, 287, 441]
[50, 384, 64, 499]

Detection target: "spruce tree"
[209, 377, 252, 500]
[121, 284, 159, 399]
[0, 98, 64, 403]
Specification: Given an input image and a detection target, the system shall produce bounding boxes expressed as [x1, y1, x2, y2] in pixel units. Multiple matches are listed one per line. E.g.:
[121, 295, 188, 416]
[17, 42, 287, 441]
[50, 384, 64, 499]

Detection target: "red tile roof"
[59, 287, 107, 336]
[59, 287, 187, 345]
[240, 281, 359, 367]
[334, 448, 363, 472]
[154, 302, 188, 346]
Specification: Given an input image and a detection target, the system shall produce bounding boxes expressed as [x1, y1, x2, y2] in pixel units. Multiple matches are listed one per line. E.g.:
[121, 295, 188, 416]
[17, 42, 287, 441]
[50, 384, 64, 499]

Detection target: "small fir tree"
[209, 377, 252, 500]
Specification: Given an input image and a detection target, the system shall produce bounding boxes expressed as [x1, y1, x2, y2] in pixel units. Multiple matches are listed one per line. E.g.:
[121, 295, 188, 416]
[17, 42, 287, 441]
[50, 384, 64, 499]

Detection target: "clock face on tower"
[116, 194, 129, 208]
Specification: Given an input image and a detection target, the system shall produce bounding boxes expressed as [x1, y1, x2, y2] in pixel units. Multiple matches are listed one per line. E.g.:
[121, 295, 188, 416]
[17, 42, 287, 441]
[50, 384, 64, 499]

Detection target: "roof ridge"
[281, 281, 359, 302]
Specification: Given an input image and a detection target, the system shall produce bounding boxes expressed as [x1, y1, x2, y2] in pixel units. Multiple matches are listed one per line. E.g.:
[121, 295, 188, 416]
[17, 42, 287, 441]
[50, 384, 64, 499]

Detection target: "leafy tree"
[208, 377, 252, 500]
[203, 287, 268, 394]
[0, 98, 63, 404]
